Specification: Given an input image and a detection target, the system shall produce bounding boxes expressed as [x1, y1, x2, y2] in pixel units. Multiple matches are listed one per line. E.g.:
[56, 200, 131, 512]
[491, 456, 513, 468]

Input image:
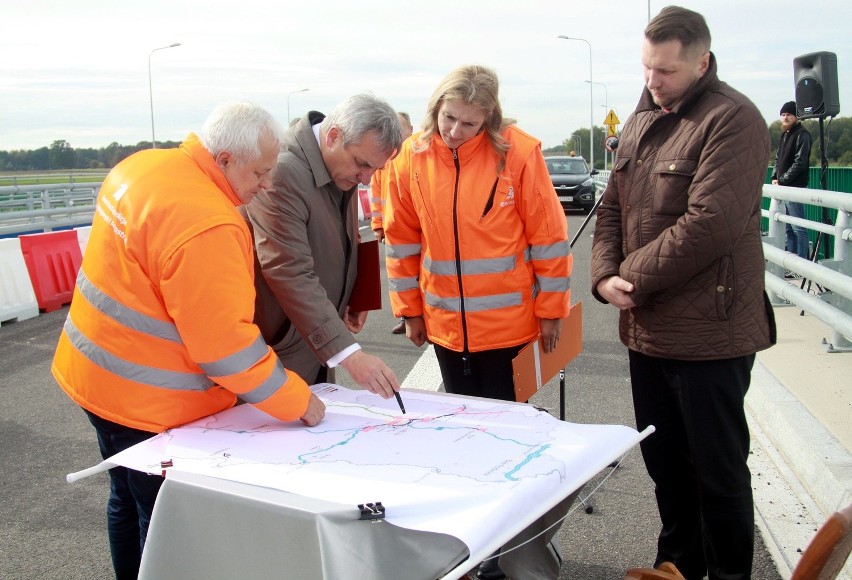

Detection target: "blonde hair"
[416, 65, 512, 173]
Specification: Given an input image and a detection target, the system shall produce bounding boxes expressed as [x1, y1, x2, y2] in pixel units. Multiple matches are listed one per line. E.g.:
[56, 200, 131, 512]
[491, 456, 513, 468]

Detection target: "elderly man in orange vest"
[52, 102, 325, 580]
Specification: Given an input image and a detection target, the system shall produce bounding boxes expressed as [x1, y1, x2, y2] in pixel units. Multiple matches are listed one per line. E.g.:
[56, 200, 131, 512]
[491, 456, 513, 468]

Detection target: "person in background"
[771, 100, 813, 265]
[370, 111, 414, 334]
[384, 64, 572, 580]
[591, 6, 775, 579]
[244, 94, 403, 397]
[52, 102, 324, 580]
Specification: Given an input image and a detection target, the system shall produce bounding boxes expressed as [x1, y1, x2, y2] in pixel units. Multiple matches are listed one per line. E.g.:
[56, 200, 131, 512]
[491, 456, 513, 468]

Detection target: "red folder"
[348, 239, 382, 312]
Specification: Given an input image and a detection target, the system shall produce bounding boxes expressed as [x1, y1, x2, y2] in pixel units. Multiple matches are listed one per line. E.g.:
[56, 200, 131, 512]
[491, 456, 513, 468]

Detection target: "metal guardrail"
[3, 179, 851, 350]
[762, 184, 852, 351]
[592, 173, 852, 351]
[0, 183, 100, 237]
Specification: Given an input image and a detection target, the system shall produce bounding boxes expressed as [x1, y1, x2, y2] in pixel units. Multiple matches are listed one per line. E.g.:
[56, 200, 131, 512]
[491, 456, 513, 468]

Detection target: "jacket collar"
[783, 121, 803, 134]
[180, 132, 241, 207]
[635, 51, 720, 116]
[292, 111, 342, 192]
[431, 130, 490, 167]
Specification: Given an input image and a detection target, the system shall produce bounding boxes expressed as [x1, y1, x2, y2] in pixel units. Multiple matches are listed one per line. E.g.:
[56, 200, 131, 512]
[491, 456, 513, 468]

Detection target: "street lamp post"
[585, 80, 608, 169]
[148, 43, 181, 149]
[558, 36, 593, 172]
[287, 88, 310, 124]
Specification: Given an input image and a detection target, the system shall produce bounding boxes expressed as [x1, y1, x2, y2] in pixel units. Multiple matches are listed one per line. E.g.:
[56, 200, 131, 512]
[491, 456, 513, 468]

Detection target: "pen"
[393, 390, 406, 414]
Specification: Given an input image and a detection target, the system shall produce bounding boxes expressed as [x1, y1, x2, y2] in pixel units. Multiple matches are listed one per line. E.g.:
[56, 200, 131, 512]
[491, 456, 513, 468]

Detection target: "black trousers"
[628, 350, 755, 580]
[433, 344, 524, 403]
[84, 409, 163, 580]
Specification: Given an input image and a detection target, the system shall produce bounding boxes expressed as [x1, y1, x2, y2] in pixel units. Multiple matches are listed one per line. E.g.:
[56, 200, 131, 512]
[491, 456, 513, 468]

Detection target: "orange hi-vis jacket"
[52, 134, 311, 433]
[368, 164, 387, 233]
[384, 126, 572, 353]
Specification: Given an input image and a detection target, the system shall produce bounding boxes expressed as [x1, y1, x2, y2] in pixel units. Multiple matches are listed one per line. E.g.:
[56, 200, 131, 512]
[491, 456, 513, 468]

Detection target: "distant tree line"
[542, 116, 852, 168]
[0, 140, 180, 172]
[3, 116, 850, 172]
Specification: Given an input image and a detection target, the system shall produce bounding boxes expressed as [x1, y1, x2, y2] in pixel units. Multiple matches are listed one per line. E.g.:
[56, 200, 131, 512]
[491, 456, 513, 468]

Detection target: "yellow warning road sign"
[603, 109, 620, 126]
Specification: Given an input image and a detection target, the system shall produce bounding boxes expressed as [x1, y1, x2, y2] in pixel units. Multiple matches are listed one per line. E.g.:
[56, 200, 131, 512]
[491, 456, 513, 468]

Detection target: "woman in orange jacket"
[385, 65, 572, 402]
[384, 64, 573, 580]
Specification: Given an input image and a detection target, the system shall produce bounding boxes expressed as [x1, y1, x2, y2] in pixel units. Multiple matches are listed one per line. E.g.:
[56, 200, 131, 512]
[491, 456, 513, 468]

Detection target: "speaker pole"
[799, 115, 831, 312]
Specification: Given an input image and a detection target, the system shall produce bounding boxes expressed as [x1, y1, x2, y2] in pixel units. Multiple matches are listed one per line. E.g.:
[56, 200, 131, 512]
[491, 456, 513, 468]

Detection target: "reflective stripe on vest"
[64, 316, 213, 391]
[197, 335, 289, 404]
[385, 242, 421, 259]
[423, 251, 525, 276]
[537, 275, 571, 293]
[530, 240, 570, 260]
[77, 269, 181, 343]
[425, 290, 523, 312]
[388, 276, 419, 292]
[75, 271, 286, 402]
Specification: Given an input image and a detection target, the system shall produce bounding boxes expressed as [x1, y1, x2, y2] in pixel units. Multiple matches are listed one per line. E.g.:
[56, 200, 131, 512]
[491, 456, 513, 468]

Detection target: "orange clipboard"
[512, 302, 583, 402]
[348, 239, 382, 312]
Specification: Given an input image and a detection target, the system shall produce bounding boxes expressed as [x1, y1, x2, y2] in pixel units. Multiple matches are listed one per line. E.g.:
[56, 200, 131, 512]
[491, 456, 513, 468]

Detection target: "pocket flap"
[653, 158, 698, 177]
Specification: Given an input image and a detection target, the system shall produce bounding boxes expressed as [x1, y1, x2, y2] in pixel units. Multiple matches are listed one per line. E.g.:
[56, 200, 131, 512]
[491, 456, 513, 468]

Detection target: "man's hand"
[343, 307, 368, 334]
[402, 316, 428, 347]
[539, 318, 562, 354]
[299, 393, 326, 426]
[373, 228, 385, 243]
[340, 349, 399, 399]
[596, 275, 637, 310]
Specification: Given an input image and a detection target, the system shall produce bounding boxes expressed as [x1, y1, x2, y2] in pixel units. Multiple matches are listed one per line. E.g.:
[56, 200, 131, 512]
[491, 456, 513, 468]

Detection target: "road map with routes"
[71, 384, 649, 550]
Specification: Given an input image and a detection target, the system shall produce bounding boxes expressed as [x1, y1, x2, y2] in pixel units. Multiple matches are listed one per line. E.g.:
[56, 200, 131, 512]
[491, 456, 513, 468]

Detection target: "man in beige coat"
[244, 94, 403, 398]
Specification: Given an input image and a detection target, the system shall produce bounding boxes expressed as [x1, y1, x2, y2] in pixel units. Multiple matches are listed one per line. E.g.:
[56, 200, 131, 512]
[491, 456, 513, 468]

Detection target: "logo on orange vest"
[500, 186, 516, 207]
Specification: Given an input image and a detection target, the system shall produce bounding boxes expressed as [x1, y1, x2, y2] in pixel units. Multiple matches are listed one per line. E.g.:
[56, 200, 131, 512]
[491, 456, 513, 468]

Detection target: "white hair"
[198, 102, 285, 161]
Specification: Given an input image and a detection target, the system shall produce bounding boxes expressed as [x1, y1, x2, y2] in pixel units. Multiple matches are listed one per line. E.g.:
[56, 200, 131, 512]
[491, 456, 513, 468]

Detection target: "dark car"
[545, 156, 598, 214]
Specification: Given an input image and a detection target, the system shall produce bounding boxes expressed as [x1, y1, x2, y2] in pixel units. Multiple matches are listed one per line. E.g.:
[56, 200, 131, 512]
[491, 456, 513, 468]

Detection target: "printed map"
[82, 384, 649, 550]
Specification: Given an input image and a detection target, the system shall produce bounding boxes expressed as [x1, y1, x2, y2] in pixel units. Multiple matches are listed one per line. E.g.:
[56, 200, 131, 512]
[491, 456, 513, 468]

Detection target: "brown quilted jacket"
[591, 54, 776, 360]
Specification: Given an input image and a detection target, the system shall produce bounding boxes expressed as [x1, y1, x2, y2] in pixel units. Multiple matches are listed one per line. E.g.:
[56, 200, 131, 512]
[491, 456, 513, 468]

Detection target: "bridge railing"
[3, 179, 850, 349]
[0, 183, 100, 237]
[763, 184, 852, 351]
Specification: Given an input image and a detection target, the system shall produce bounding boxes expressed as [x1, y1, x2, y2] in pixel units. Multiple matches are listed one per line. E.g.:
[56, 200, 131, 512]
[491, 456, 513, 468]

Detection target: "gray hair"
[321, 94, 403, 155]
[198, 102, 285, 161]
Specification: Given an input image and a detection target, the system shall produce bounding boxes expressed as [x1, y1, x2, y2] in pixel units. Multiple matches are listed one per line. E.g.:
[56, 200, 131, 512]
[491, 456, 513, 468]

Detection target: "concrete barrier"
[0, 238, 39, 326]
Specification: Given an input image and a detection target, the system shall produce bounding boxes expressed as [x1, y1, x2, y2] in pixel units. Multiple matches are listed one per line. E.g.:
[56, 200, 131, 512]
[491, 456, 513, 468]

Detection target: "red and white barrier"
[19, 231, 82, 313]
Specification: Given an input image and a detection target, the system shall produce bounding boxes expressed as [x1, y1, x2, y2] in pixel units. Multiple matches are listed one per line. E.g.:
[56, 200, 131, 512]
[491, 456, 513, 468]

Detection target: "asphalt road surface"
[0, 212, 782, 579]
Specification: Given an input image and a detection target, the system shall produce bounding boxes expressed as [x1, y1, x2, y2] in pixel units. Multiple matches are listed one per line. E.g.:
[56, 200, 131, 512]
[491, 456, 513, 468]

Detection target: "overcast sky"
[1, 0, 850, 152]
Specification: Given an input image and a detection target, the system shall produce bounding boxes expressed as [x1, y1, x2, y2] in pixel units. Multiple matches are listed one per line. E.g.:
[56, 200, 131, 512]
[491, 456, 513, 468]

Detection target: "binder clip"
[358, 502, 386, 521]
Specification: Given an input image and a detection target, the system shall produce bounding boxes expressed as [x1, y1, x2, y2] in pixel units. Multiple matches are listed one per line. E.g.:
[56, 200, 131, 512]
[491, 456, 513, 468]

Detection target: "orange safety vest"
[368, 165, 387, 232]
[52, 134, 310, 433]
[384, 126, 572, 353]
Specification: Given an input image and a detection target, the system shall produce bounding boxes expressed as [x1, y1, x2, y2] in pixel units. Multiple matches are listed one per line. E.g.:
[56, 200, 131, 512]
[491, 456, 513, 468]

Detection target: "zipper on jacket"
[451, 149, 471, 374]
[479, 178, 499, 223]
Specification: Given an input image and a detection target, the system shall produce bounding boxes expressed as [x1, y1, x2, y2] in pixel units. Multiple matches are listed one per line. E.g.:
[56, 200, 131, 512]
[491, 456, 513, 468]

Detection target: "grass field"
[0, 171, 107, 188]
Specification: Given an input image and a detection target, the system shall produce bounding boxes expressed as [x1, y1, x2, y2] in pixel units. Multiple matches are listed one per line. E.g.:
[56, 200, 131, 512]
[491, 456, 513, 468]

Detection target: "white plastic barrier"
[0, 238, 39, 326]
[75, 226, 92, 256]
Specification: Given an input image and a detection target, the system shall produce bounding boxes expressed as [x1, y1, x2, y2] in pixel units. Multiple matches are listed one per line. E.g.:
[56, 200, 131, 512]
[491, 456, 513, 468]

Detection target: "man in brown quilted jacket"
[591, 6, 775, 580]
